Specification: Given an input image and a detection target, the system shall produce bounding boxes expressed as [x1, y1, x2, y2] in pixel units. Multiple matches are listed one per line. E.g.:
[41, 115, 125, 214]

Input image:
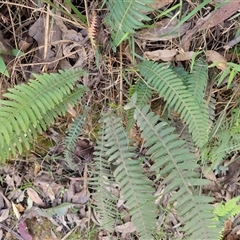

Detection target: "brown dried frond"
[88, 11, 99, 48]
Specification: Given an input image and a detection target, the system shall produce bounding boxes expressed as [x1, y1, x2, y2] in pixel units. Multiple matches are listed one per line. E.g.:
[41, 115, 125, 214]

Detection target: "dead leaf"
[202, 166, 217, 182]
[72, 189, 89, 204]
[145, 49, 177, 61]
[18, 219, 33, 240]
[26, 188, 45, 207]
[12, 201, 20, 220]
[175, 51, 194, 61]
[206, 50, 227, 70]
[0, 209, 9, 222]
[15, 203, 25, 213]
[199, 1, 240, 31]
[34, 164, 41, 176]
[115, 222, 136, 234]
[5, 175, 14, 189]
[149, 0, 174, 10]
[136, 18, 191, 41]
[181, 1, 240, 51]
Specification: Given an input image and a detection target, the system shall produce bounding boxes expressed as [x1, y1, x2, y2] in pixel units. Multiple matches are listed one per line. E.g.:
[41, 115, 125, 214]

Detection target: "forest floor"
[0, 0, 240, 239]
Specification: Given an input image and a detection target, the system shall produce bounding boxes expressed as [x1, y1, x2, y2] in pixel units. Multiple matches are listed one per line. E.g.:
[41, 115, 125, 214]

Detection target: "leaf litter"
[0, 0, 239, 239]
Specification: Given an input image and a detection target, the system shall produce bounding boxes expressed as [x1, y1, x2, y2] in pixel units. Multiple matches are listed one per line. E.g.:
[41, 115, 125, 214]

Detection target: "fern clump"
[0, 68, 88, 162]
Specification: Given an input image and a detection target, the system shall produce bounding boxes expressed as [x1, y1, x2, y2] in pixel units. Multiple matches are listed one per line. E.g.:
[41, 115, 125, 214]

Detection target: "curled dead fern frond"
[88, 11, 99, 48]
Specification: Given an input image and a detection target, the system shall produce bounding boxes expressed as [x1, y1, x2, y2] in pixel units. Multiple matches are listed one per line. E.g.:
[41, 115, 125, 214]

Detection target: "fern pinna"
[132, 104, 220, 239]
[138, 60, 210, 148]
[91, 112, 157, 239]
[0, 68, 88, 162]
[64, 113, 86, 169]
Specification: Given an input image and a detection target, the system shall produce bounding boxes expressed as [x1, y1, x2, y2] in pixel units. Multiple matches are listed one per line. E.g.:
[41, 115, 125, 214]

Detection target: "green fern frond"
[133, 105, 220, 239]
[214, 196, 240, 219]
[187, 59, 208, 104]
[170, 66, 189, 86]
[64, 113, 86, 169]
[127, 81, 152, 130]
[90, 119, 117, 232]
[138, 60, 210, 148]
[214, 196, 240, 238]
[0, 69, 88, 162]
[105, 0, 153, 47]
[99, 112, 157, 239]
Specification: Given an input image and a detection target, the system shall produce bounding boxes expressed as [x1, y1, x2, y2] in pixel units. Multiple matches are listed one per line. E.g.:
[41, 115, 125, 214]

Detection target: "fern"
[90, 118, 117, 232]
[214, 196, 240, 239]
[133, 104, 220, 239]
[138, 60, 210, 148]
[127, 81, 152, 131]
[93, 112, 157, 239]
[64, 113, 86, 169]
[105, 0, 153, 47]
[187, 59, 208, 105]
[0, 69, 88, 162]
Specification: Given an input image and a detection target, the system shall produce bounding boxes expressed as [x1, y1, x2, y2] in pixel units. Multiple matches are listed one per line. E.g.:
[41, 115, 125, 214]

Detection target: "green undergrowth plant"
[2, 1, 240, 239]
[0, 68, 88, 161]
[214, 196, 240, 239]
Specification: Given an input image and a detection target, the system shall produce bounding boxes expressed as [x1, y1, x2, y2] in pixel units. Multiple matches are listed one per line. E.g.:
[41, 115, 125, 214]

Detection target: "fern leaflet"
[127, 80, 152, 131]
[64, 112, 86, 169]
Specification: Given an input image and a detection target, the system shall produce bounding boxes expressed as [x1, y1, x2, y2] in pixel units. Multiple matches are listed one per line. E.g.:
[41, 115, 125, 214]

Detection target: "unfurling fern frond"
[93, 112, 157, 239]
[138, 60, 210, 148]
[0, 68, 88, 162]
[64, 113, 86, 169]
[133, 105, 220, 239]
[105, 0, 153, 47]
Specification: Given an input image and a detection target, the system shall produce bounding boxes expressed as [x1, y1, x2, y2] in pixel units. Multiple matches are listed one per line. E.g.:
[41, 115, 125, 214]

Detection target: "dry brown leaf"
[0, 209, 9, 222]
[12, 201, 20, 220]
[5, 175, 14, 188]
[181, 1, 240, 51]
[136, 18, 191, 41]
[34, 164, 41, 176]
[115, 222, 136, 234]
[26, 188, 45, 207]
[145, 49, 177, 61]
[34, 172, 62, 202]
[66, 103, 77, 118]
[175, 51, 194, 61]
[15, 203, 25, 213]
[72, 189, 89, 204]
[202, 166, 217, 182]
[149, 0, 174, 10]
[206, 50, 227, 70]
[199, 1, 240, 31]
